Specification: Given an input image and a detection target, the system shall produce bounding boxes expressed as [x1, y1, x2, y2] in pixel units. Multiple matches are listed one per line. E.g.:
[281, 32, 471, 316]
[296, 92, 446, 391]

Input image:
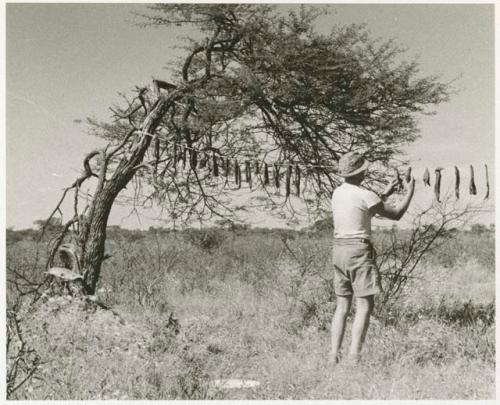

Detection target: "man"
[330, 151, 415, 364]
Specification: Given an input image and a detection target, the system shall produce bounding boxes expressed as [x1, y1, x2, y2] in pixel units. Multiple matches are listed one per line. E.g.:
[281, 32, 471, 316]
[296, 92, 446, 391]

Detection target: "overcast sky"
[5, 3, 495, 229]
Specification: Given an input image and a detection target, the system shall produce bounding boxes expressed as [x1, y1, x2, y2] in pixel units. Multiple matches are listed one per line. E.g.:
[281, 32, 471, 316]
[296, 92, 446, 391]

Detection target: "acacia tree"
[43, 4, 449, 295]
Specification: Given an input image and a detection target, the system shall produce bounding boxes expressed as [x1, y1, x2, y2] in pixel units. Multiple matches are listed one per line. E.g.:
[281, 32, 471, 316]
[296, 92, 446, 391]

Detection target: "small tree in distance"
[42, 4, 450, 295]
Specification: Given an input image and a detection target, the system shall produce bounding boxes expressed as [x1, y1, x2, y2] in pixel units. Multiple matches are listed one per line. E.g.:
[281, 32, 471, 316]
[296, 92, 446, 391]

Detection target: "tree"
[43, 4, 450, 295]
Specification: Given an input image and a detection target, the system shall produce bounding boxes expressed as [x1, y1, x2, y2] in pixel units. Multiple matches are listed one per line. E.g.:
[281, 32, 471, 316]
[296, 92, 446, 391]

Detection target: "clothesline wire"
[135, 130, 338, 169]
[134, 130, 490, 174]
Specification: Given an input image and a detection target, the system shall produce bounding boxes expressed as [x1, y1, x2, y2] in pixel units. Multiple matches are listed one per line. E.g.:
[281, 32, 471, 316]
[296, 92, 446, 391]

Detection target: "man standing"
[330, 151, 415, 364]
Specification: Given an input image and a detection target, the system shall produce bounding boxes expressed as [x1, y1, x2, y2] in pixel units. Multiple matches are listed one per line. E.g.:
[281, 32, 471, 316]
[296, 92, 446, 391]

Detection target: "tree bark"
[80, 94, 173, 294]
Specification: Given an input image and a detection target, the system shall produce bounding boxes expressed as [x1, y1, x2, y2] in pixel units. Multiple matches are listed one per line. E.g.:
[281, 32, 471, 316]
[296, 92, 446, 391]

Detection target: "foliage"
[86, 3, 451, 223]
[183, 228, 227, 252]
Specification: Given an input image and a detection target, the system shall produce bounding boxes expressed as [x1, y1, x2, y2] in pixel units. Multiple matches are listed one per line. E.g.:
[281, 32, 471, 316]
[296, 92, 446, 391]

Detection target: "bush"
[183, 228, 227, 252]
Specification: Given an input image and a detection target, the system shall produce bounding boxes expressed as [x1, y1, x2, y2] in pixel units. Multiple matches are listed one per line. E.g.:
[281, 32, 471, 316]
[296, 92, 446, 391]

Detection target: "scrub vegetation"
[6, 224, 495, 400]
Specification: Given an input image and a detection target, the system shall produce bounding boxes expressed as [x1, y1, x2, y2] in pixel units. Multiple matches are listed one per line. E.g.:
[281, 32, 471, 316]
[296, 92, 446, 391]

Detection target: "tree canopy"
[85, 4, 449, 225]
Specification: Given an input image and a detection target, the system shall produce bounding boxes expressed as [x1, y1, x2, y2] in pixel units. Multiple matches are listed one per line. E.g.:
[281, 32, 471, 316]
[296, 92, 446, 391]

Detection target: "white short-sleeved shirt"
[331, 182, 381, 240]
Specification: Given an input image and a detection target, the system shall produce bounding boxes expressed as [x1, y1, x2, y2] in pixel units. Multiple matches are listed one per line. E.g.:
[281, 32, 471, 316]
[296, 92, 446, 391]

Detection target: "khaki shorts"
[332, 239, 382, 297]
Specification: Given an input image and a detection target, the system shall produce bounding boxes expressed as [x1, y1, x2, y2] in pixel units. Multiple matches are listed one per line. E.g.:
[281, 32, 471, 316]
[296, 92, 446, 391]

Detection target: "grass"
[6, 227, 496, 400]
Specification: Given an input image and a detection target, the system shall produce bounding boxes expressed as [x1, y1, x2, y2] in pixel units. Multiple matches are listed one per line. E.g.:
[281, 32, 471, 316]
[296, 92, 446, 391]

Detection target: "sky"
[5, 3, 495, 230]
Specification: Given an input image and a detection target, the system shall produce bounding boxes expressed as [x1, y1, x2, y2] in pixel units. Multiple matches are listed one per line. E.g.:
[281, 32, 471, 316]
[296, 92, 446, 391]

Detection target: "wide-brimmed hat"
[338, 151, 370, 177]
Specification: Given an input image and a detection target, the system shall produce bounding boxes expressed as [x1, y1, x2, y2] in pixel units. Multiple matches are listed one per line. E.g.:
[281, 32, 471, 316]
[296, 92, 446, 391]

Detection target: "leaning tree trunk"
[79, 93, 174, 294]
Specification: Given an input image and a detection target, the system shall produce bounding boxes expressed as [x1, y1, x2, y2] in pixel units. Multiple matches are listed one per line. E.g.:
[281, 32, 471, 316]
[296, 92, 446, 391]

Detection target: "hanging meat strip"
[454, 166, 460, 200]
[190, 149, 197, 169]
[434, 168, 443, 202]
[285, 164, 292, 198]
[224, 158, 230, 177]
[245, 161, 252, 188]
[237, 162, 242, 189]
[484, 164, 490, 200]
[263, 163, 269, 185]
[423, 168, 430, 187]
[295, 164, 301, 197]
[173, 142, 178, 168]
[198, 152, 206, 169]
[181, 146, 187, 169]
[469, 165, 477, 195]
[254, 161, 260, 175]
[212, 152, 219, 177]
[234, 159, 239, 185]
[405, 167, 412, 183]
[274, 163, 280, 189]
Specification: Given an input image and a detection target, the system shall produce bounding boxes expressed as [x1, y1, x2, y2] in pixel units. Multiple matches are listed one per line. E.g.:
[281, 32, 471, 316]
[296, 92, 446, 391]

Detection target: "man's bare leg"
[349, 295, 374, 361]
[330, 295, 352, 363]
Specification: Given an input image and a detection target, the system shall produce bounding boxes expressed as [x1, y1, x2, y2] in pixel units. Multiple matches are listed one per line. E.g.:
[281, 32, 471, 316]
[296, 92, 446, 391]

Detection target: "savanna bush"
[184, 228, 227, 252]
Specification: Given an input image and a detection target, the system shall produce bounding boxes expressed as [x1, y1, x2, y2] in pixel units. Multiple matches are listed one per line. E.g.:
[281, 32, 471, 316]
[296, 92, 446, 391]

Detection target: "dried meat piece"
[212, 152, 219, 177]
[254, 161, 260, 175]
[274, 163, 280, 189]
[405, 167, 412, 183]
[181, 146, 187, 169]
[423, 168, 430, 187]
[190, 149, 197, 169]
[454, 166, 460, 200]
[234, 159, 239, 185]
[434, 168, 443, 202]
[469, 165, 477, 195]
[237, 163, 242, 189]
[199, 152, 207, 169]
[285, 164, 292, 198]
[295, 164, 301, 197]
[484, 164, 490, 200]
[173, 142, 178, 168]
[245, 161, 252, 188]
[263, 163, 269, 185]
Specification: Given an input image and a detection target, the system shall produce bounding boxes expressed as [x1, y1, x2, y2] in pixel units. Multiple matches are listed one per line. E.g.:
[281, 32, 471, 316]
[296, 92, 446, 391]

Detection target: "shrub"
[183, 228, 227, 252]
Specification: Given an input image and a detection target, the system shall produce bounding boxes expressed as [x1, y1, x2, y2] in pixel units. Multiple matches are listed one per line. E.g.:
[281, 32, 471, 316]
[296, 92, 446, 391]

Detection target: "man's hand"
[381, 178, 400, 199]
[374, 175, 415, 221]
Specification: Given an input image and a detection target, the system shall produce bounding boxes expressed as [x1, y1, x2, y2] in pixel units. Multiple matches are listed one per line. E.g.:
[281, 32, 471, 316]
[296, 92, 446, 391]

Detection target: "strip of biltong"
[454, 166, 460, 200]
[295, 164, 301, 197]
[285, 164, 292, 198]
[190, 149, 197, 169]
[423, 168, 430, 187]
[181, 146, 186, 169]
[434, 168, 443, 202]
[274, 163, 280, 189]
[263, 163, 269, 185]
[484, 164, 490, 200]
[234, 159, 239, 185]
[405, 167, 412, 183]
[237, 162, 241, 189]
[469, 165, 477, 195]
[245, 161, 251, 183]
[199, 152, 207, 169]
[212, 152, 219, 177]
[173, 142, 178, 168]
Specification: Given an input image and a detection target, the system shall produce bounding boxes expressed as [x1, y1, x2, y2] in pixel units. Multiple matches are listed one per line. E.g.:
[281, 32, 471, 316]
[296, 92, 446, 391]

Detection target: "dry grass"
[6, 228, 495, 400]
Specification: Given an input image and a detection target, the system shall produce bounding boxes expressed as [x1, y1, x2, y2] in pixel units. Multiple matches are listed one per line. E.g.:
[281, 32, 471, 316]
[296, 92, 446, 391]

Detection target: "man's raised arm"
[371, 176, 415, 221]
